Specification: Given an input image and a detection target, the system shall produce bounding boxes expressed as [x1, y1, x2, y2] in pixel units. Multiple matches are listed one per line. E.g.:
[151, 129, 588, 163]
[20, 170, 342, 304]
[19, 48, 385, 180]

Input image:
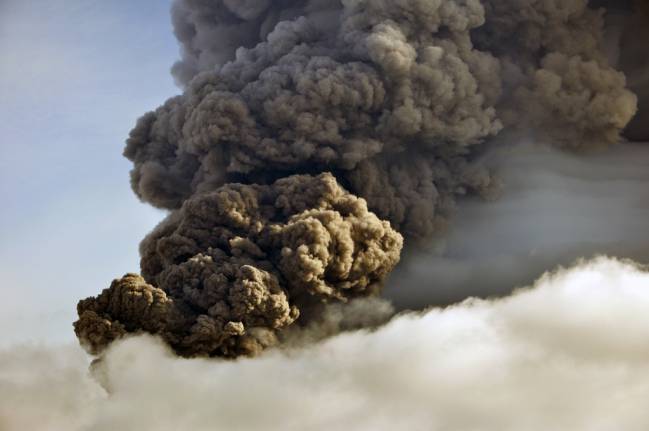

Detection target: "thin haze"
[385, 141, 649, 307]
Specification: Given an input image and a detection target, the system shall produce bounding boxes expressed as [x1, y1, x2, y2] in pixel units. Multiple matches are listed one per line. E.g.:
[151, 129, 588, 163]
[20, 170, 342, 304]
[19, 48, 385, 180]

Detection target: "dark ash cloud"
[75, 0, 643, 358]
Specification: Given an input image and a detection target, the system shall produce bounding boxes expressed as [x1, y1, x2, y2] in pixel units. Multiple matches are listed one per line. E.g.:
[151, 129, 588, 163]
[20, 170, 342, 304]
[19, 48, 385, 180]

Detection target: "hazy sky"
[0, 0, 177, 345]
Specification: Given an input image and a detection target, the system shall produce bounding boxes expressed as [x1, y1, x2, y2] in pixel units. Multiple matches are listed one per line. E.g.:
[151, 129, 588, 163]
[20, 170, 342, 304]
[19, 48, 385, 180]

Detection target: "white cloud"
[2, 257, 649, 430]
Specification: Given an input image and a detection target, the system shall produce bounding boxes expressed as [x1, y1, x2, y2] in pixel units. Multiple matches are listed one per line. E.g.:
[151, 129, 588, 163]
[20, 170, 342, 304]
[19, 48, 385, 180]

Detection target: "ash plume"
[75, 173, 402, 357]
[129, 0, 636, 237]
[75, 0, 644, 358]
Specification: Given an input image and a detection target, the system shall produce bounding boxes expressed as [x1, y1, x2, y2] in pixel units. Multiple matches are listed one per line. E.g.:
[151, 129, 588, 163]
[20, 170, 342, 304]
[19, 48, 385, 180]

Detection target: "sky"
[0, 0, 177, 345]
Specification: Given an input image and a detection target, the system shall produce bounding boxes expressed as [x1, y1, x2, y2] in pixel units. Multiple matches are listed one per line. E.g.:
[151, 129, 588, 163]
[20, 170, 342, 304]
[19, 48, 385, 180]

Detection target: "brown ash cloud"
[129, 0, 636, 238]
[75, 0, 643, 358]
[75, 173, 402, 357]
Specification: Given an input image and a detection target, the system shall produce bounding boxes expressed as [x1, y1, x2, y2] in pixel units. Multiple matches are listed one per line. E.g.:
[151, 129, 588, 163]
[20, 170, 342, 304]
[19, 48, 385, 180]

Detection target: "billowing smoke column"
[75, 174, 402, 357]
[128, 0, 637, 236]
[75, 0, 641, 358]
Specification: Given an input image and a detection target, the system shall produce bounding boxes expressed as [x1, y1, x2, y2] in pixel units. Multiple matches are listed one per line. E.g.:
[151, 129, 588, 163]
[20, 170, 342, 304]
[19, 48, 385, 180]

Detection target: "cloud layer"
[6, 257, 649, 430]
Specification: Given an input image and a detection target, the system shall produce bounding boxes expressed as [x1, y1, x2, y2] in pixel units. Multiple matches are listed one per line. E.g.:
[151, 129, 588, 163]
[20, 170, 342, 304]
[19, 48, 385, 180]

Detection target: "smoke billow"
[7, 258, 649, 430]
[75, 0, 646, 358]
[129, 0, 637, 235]
[75, 173, 402, 357]
[597, 0, 649, 141]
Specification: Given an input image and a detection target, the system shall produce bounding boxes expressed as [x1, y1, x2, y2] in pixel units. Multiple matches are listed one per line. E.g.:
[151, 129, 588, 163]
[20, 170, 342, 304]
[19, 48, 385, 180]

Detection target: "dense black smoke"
[75, 0, 645, 358]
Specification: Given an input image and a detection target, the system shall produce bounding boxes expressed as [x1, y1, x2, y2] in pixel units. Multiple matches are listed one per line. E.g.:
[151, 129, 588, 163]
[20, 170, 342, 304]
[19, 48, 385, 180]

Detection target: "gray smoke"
[385, 141, 649, 308]
[597, 0, 649, 140]
[75, 0, 645, 358]
[131, 0, 637, 237]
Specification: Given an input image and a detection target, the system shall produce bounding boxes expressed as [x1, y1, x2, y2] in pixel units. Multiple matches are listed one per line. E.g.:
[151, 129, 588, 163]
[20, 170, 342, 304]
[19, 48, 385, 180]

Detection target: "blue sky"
[0, 0, 179, 344]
